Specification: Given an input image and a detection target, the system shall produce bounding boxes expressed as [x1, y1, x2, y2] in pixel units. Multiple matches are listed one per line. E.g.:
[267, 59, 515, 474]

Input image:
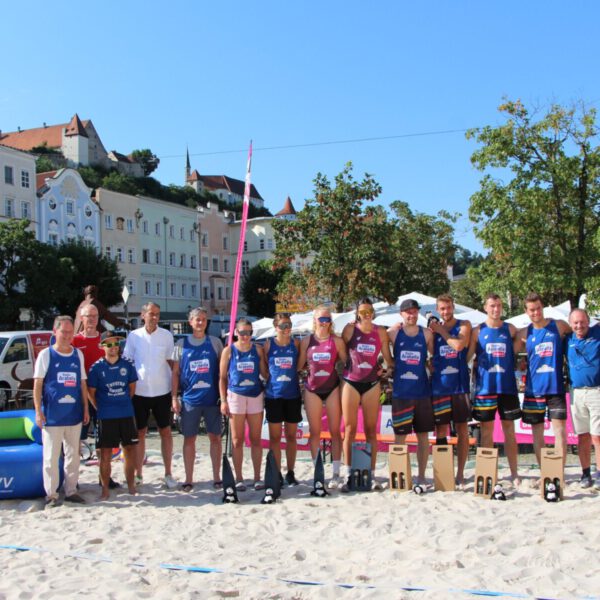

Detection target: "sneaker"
[181, 483, 194, 493]
[134, 475, 143, 487]
[98, 478, 121, 489]
[64, 493, 86, 504]
[285, 470, 299, 486]
[253, 480, 265, 491]
[327, 475, 342, 490]
[580, 474, 593, 489]
[235, 481, 247, 492]
[164, 475, 178, 490]
[371, 479, 383, 492]
[44, 497, 60, 509]
[340, 477, 351, 493]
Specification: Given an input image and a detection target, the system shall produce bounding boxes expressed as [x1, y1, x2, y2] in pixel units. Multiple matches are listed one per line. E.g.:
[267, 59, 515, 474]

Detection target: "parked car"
[0, 331, 52, 410]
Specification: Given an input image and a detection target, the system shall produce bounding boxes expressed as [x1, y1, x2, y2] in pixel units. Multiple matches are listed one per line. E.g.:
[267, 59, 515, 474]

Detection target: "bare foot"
[99, 491, 110, 501]
[510, 476, 521, 488]
[128, 486, 137, 496]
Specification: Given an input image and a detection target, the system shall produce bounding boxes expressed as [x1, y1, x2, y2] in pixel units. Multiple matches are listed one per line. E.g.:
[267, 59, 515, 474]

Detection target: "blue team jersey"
[431, 320, 470, 396]
[88, 357, 138, 420]
[475, 322, 518, 395]
[525, 319, 565, 396]
[179, 335, 220, 406]
[566, 325, 600, 388]
[392, 327, 430, 399]
[42, 347, 84, 426]
[265, 339, 300, 400]
[228, 344, 263, 397]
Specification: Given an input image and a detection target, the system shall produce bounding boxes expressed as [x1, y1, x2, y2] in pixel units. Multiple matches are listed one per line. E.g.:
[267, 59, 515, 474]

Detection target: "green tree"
[467, 99, 600, 307]
[101, 171, 141, 196]
[36, 155, 55, 174]
[241, 260, 289, 317]
[130, 149, 160, 176]
[272, 162, 382, 311]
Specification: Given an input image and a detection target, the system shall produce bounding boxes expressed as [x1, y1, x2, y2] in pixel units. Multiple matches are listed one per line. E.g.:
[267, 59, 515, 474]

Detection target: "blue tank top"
[180, 335, 219, 406]
[392, 328, 430, 399]
[42, 346, 83, 426]
[475, 323, 518, 395]
[525, 320, 564, 395]
[566, 326, 600, 388]
[265, 339, 301, 400]
[431, 320, 470, 396]
[228, 344, 263, 397]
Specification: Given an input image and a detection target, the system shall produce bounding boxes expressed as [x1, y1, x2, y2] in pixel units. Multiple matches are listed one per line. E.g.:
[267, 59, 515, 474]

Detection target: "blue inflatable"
[0, 410, 46, 499]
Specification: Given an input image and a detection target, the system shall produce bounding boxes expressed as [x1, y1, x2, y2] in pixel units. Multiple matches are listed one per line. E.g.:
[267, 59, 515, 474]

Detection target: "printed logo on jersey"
[357, 343, 376, 355]
[57, 372, 77, 387]
[119, 368, 127, 376]
[58, 394, 76, 403]
[486, 342, 506, 358]
[312, 352, 331, 363]
[274, 357, 293, 369]
[400, 350, 421, 365]
[237, 361, 255, 374]
[439, 345, 457, 359]
[535, 342, 554, 357]
[190, 359, 210, 373]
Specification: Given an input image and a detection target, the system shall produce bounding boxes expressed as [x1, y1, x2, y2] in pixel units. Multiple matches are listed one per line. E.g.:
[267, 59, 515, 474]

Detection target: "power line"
[160, 127, 476, 160]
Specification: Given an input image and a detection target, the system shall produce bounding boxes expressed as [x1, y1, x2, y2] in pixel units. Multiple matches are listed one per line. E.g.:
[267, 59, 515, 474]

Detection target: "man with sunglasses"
[87, 332, 138, 500]
[566, 308, 600, 489]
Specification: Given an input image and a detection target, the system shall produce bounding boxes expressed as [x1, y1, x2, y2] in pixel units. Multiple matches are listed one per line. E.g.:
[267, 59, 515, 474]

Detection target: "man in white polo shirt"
[123, 302, 176, 488]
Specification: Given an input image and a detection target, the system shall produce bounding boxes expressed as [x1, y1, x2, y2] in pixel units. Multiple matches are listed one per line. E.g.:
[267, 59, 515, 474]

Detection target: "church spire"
[185, 146, 191, 181]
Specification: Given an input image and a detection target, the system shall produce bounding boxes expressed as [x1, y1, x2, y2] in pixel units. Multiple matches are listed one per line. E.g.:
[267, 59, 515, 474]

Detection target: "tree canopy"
[130, 148, 160, 176]
[241, 260, 290, 317]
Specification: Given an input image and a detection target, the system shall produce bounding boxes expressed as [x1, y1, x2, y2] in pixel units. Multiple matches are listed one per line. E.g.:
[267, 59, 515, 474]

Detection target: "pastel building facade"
[0, 145, 37, 229]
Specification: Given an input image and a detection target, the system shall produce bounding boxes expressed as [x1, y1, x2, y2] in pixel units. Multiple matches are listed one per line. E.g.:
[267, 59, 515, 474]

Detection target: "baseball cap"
[100, 331, 125, 344]
[400, 299, 421, 312]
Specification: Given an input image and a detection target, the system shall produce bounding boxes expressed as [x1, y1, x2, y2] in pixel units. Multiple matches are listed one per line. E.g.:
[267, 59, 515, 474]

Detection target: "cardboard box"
[474, 448, 499, 498]
[350, 442, 372, 491]
[388, 445, 412, 492]
[541, 448, 564, 500]
[432, 445, 455, 491]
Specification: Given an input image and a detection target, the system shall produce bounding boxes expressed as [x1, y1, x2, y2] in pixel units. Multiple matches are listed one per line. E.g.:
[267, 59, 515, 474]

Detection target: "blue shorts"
[180, 403, 222, 437]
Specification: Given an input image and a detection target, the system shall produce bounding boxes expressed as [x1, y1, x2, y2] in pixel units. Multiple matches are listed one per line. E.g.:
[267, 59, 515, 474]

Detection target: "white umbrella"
[454, 309, 487, 327]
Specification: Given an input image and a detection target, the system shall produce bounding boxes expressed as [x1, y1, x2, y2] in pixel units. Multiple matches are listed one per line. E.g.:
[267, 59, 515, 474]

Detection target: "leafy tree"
[101, 170, 142, 196]
[241, 260, 289, 317]
[36, 155, 55, 174]
[272, 162, 382, 311]
[452, 246, 484, 277]
[467, 99, 600, 307]
[130, 149, 160, 176]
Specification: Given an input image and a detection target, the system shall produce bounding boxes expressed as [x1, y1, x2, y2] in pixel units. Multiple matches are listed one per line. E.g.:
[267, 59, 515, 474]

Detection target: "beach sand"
[1, 432, 599, 600]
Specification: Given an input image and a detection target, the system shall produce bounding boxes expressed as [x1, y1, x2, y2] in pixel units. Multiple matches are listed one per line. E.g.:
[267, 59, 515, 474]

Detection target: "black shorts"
[306, 387, 339, 403]
[522, 394, 567, 424]
[472, 394, 522, 422]
[97, 416, 139, 448]
[264, 397, 303, 424]
[432, 394, 471, 425]
[392, 397, 434, 435]
[133, 393, 172, 430]
[343, 378, 379, 396]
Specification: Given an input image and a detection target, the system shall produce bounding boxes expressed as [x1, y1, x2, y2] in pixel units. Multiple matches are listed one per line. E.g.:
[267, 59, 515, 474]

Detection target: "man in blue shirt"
[88, 332, 138, 500]
[566, 308, 600, 489]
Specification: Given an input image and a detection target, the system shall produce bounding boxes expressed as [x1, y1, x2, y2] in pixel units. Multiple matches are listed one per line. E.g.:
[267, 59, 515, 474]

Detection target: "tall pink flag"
[228, 141, 253, 346]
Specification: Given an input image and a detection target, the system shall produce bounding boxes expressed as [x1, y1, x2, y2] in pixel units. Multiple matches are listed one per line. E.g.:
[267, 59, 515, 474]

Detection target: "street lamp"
[163, 216, 169, 314]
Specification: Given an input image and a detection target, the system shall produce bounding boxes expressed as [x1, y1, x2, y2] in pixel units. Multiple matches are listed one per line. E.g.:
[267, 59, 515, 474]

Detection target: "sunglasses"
[317, 316, 332, 323]
[237, 330, 253, 336]
[277, 323, 292, 330]
[358, 309, 374, 317]
[101, 342, 121, 348]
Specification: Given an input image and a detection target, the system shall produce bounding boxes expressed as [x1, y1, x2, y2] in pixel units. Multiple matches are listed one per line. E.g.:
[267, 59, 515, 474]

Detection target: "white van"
[0, 331, 52, 410]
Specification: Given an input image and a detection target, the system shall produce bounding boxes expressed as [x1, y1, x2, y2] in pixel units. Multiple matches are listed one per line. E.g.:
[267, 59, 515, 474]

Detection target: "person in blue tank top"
[219, 318, 268, 491]
[430, 294, 472, 487]
[33, 315, 89, 507]
[566, 308, 600, 489]
[467, 294, 521, 485]
[388, 299, 434, 486]
[515, 293, 571, 467]
[172, 307, 223, 492]
[87, 331, 138, 500]
[262, 313, 302, 487]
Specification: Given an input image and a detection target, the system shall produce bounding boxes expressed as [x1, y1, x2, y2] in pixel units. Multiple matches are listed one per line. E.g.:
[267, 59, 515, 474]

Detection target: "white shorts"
[227, 390, 264, 415]
[571, 387, 600, 436]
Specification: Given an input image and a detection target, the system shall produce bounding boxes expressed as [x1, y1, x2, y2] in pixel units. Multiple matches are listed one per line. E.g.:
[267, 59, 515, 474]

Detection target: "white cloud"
[358, 361, 373, 369]
[276, 375, 292, 382]
[192, 381, 211, 389]
[440, 366, 459, 375]
[487, 365, 505, 373]
[239, 379, 256, 386]
[536, 364, 555, 374]
[400, 371, 419, 381]
[315, 369, 330, 377]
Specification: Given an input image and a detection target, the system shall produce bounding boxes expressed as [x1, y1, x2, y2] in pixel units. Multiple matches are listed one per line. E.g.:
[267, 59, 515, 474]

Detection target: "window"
[84, 226, 94, 244]
[142, 220, 149, 234]
[155, 250, 162, 265]
[180, 227, 185, 240]
[21, 170, 30, 188]
[84, 205, 92, 218]
[242, 260, 249, 276]
[126, 218, 134, 233]
[191, 284, 197, 297]
[105, 245, 112, 259]
[223, 259, 229, 273]
[156, 281, 162, 296]
[203, 286, 210, 300]
[259, 239, 265, 250]
[212, 257, 219, 271]
[170, 282, 176, 297]
[244, 241, 248, 252]
[267, 238, 273, 250]
[116, 217, 125, 230]
[217, 287, 223, 300]
[169, 252, 176, 267]
[116, 247, 124, 263]
[190, 255, 196, 269]
[181, 283, 187, 297]
[66, 201, 75, 216]
[66, 223, 77, 240]
[144, 280, 151, 295]
[4, 166, 14, 185]
[127, 248, 136, 263]
[48, 233, 58, 246]
[201, 232, 208, 247]
[142, 249, 150, 263]
[202, 256, 209, 271]
[169, 224, 175, 238]
[180, 254, 186, 268]
[20, 201, 30, 219]
[105, 214, 113, 229]
[5, 198, 14, 217]
[127, 280, 136, 294]
[223, 235, 228, 250]
[3, 338, 28, 363]
[189, 229, 195, 242]
[226, 287, 230, 300]
[155, 222, 161, 236]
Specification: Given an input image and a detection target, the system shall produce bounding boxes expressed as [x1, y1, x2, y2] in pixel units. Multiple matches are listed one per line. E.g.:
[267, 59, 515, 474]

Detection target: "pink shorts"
[227, 390, 264, 415]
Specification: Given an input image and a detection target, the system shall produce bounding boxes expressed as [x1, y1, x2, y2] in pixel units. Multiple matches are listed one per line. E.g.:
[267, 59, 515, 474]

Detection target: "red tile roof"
[64, 114, 88, 138]
[0, 115, 91, 151]
[109, 150, 135, 163]
[276, 196, 296, 216]
[36, 170, 58, 191]
[200, 174, 263, 201]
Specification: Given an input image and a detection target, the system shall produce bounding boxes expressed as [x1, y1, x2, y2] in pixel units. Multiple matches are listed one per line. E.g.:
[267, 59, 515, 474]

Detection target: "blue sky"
[3, 1, 599, 253]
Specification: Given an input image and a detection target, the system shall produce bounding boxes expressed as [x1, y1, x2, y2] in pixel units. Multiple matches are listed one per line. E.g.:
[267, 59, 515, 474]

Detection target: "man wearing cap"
[171, 307, 224, 492]
[467, 293, 521, 484]
[87, 332, 139, 500]
[429, 294, 472, 487]
[388, 299, 434, 486]
[565, 308, 600, 489]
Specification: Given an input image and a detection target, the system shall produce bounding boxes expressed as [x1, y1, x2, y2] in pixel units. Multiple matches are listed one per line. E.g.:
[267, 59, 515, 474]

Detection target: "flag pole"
[228, 140, 253, 346]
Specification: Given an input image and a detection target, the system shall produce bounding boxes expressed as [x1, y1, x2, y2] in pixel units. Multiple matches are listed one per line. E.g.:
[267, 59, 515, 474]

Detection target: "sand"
[1, 433, 599, 600]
